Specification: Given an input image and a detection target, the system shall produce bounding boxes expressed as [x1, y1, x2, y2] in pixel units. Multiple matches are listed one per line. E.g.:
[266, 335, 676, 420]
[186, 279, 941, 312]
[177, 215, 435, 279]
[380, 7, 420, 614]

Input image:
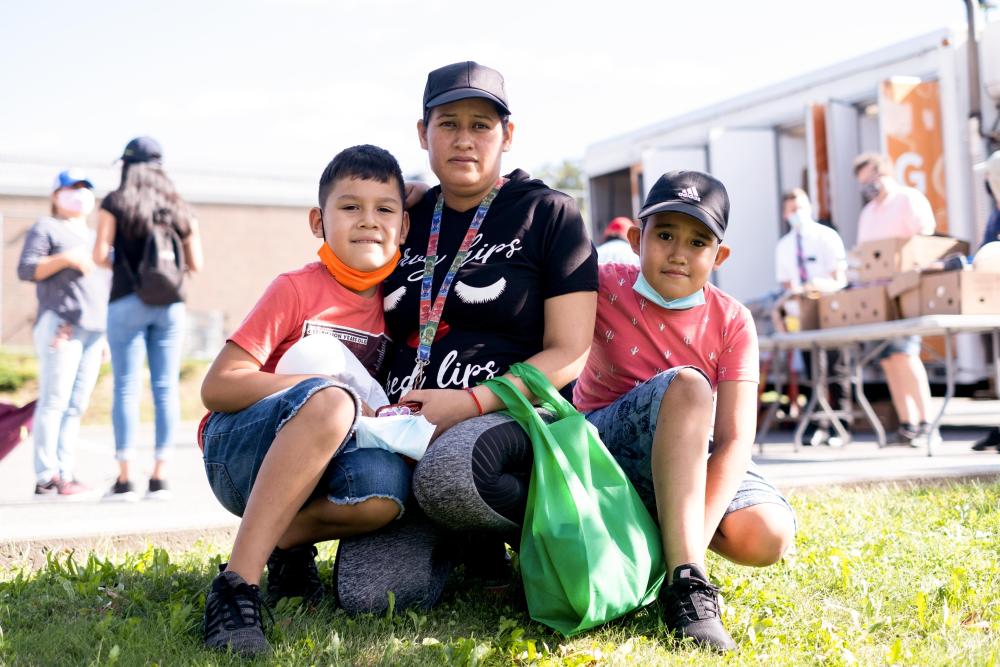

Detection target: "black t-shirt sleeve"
[537, 193, 598, 298]
[99, 192, 121, 219]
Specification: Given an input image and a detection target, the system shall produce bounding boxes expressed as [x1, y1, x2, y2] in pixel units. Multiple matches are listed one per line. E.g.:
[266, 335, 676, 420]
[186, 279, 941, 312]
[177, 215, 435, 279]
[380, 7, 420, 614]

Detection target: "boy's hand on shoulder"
[404, 181, 429, 209]
[400, 388, 479, 439]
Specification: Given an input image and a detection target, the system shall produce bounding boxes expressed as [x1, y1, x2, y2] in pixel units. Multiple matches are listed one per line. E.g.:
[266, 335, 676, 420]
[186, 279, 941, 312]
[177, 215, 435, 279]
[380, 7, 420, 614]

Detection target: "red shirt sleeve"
[228, 274, 302, 367]
[717, 305, 760, 384]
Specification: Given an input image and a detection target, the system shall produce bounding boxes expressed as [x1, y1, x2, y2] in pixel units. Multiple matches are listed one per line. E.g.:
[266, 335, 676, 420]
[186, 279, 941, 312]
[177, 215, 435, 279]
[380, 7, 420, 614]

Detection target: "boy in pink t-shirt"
[574, 171, 795, 651]
[199, 145, 410, 656]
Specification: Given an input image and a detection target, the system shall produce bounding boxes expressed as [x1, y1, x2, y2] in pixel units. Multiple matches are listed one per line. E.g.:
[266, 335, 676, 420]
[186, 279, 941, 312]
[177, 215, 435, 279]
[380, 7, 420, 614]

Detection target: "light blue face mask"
[633, 271, 706, 310]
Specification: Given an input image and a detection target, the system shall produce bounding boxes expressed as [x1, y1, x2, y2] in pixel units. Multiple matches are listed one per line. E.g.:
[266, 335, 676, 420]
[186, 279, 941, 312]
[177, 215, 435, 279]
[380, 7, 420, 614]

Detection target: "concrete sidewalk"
[0, 421, 238, 543]
[1, 398, 998, 545]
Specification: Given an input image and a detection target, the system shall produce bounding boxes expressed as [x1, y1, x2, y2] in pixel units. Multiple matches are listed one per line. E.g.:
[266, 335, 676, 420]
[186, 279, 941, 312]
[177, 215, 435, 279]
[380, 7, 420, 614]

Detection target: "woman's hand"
[400, 388, 479, 438]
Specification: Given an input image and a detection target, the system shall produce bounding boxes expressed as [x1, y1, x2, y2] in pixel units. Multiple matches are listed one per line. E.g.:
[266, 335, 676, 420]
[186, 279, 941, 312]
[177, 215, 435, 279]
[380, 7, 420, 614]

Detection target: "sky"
[0, 0, 980, 183]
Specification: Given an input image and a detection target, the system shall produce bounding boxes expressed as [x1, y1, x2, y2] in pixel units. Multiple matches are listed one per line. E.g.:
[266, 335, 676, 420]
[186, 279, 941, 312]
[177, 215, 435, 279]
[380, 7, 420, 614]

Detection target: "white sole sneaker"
[145, 489, 173, 501]
[103, 490, 140, 503]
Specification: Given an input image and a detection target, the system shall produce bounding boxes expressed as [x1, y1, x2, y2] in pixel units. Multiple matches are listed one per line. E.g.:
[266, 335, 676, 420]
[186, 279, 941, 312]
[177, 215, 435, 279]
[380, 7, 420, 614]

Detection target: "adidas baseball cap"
[423, 61, 510, 116]
[638, 170, 730, 241]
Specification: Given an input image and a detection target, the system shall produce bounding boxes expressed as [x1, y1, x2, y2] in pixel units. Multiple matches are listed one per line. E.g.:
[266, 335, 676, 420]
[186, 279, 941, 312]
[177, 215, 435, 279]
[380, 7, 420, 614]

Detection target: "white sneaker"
[104, 480, 140, 502]
[145, 478, 172, 501]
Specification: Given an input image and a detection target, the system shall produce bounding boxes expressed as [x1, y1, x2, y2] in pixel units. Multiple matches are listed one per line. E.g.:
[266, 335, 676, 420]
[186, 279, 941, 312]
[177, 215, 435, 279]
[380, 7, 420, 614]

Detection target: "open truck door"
[826, 99, 864, 246]
[639, 147, 708, 197]
[706, 127, 780, 303]
[879, 77, 950, 234]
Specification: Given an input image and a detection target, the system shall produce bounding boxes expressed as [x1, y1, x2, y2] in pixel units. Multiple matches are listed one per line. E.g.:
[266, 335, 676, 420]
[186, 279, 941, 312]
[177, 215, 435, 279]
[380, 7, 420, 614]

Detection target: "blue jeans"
[32, 310, 105, 483]
[106, 294, 185, 462]
[585, 368, 795, 522]
[202, 378, 412, 518]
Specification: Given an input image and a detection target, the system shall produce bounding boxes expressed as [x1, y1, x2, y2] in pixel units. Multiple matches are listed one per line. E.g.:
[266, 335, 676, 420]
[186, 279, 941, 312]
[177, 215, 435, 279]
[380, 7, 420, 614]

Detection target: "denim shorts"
[584, 368, 794, 522]
[869, 335, 922, 361]
[202, 377, 412, 518]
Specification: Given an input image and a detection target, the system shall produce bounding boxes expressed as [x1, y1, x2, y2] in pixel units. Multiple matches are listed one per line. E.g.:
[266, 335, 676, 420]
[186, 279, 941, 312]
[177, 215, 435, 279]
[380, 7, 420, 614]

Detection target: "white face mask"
[55, 188, 96, 217]
[786, 203, 813, 230]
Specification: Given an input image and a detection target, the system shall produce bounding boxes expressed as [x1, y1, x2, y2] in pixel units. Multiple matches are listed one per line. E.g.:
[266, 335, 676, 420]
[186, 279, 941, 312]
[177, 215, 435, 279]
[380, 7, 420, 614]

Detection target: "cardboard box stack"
[815, 236, 977, 329]
[819, 285, 897, 328]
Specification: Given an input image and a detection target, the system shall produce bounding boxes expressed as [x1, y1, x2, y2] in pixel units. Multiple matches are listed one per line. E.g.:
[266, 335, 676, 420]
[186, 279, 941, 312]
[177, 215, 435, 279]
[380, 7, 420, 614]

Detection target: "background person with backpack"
[93, 137, 203, 501]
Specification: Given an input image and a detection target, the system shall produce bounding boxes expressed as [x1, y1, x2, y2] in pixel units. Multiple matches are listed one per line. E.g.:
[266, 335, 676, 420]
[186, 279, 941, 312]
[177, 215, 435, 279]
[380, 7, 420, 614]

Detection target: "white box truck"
[584, 20, 1000, 385]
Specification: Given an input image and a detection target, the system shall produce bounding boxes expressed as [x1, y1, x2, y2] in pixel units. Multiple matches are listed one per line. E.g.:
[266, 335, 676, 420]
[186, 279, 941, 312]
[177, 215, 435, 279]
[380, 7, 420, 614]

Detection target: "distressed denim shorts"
[584, 368, 794, 523]
[869, 334, 922, 361]
[202, 377, 412, 518]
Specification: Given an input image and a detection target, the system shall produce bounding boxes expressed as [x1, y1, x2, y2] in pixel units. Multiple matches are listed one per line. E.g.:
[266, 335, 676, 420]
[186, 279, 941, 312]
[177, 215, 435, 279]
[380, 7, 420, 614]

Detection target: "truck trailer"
[584, 19, 1000, 385]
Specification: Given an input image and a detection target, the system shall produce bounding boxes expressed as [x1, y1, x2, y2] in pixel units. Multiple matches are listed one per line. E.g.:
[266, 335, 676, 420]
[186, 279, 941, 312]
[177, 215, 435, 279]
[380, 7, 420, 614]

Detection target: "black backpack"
[124, 208, 187, 305]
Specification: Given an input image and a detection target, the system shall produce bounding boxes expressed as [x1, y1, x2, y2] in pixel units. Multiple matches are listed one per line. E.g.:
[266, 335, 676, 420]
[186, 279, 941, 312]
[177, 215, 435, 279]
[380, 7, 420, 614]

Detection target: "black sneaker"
[891, 424, 921, 448]
[266, 545, 324, 606]
[103, 479, 139, 502]
[145, 478, 172, 501]
[971, 428, 1000, 451]
[660, 564, 736, 652]
[203, 570, 272, 657]
[34, 477, 61, 496]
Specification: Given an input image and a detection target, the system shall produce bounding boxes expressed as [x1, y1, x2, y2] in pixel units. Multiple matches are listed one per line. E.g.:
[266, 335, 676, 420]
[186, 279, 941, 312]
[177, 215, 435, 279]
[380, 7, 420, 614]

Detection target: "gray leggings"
[413, 412, 532, 532]
[333, 412, 532, 614]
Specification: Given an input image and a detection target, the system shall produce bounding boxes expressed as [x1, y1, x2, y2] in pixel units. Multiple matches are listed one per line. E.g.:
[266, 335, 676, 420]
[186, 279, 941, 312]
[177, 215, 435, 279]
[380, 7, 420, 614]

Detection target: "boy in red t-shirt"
[199, 145, 410, 656]
[574, 171, 796, 651]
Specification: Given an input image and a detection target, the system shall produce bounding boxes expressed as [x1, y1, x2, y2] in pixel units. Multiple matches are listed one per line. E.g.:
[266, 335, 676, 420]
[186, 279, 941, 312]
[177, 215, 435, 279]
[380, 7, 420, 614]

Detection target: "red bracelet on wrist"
[465, 387, 484, 416]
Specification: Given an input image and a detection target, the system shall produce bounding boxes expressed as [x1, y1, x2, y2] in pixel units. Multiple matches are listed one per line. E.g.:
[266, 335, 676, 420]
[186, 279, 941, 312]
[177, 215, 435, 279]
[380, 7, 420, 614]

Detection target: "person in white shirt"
[596, 216, 640, 265]
[774, 189, 850, 444]
[774, 189, 846, 293]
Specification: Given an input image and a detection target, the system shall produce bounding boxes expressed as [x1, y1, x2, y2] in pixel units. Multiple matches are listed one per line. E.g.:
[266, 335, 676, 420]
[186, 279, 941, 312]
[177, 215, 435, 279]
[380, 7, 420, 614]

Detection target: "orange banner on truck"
[879, 78, 948, 234]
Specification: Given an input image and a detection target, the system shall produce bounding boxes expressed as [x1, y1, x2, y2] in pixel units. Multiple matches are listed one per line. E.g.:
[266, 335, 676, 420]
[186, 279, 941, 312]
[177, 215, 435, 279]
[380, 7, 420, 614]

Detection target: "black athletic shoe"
[103, 479, 139, 502]
[891, 424, 922, 448]
[660, 563, 736, 652]
[203, 570, 271, 657]
[145, 478, 172, 501]
[266, 545, 325, 606]
[972, 428, 1000, 451]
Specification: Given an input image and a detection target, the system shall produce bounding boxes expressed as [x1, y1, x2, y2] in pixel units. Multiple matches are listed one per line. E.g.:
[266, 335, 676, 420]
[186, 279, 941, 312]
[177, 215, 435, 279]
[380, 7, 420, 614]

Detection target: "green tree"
[535, 159, 585, 191]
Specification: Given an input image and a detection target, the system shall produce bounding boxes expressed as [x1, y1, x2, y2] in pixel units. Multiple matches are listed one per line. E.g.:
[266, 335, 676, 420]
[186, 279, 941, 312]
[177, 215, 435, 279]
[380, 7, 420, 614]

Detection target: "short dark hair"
[782, 188, 808, 203]
[422, 104, 510, 132]
[318, 144, 405, 208]
[853, 153, 891, 177]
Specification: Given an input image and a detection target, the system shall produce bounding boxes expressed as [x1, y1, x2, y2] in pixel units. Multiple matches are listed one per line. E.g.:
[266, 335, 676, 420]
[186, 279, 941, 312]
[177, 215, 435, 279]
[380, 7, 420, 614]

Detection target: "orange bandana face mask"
[317, 243, 400, 292]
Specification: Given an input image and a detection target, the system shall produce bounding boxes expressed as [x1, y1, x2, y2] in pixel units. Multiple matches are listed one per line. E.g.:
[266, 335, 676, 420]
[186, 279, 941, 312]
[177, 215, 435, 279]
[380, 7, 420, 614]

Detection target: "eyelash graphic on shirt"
[454, 278, 506, 304]
[384, 286, 406, 312]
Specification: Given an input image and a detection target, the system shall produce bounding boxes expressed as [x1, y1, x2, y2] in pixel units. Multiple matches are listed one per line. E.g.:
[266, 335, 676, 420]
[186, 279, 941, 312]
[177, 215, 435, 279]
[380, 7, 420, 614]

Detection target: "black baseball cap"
[423, 61, 510, 116]
[120, 136, 163, 164]
[637, 170, 730, 241]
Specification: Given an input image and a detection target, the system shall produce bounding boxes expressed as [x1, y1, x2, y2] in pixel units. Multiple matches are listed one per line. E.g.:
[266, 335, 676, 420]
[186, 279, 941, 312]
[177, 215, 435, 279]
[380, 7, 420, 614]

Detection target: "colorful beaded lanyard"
[412, 177, 506, 388]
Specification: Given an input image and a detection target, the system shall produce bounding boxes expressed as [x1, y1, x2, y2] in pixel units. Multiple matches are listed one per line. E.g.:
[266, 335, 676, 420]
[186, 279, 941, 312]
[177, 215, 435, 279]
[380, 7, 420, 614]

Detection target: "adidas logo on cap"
[638, 170, 729, 241]
[677, 186, 701, 202]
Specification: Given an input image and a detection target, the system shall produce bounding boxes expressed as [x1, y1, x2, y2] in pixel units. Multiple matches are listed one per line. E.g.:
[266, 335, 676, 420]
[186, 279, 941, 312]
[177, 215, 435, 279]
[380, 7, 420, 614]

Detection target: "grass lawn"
[2, 481, 999, 666]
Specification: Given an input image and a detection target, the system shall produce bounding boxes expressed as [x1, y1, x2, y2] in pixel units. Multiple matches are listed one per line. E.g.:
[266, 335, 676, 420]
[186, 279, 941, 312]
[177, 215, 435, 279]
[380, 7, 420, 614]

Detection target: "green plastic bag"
[482, 362, 665, 636]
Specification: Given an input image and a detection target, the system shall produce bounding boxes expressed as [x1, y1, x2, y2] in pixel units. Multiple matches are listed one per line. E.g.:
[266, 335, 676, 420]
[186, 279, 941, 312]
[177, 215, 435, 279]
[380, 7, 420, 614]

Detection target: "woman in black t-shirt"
[334, 62, 598, 612]
[93, 137, 203, 501]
